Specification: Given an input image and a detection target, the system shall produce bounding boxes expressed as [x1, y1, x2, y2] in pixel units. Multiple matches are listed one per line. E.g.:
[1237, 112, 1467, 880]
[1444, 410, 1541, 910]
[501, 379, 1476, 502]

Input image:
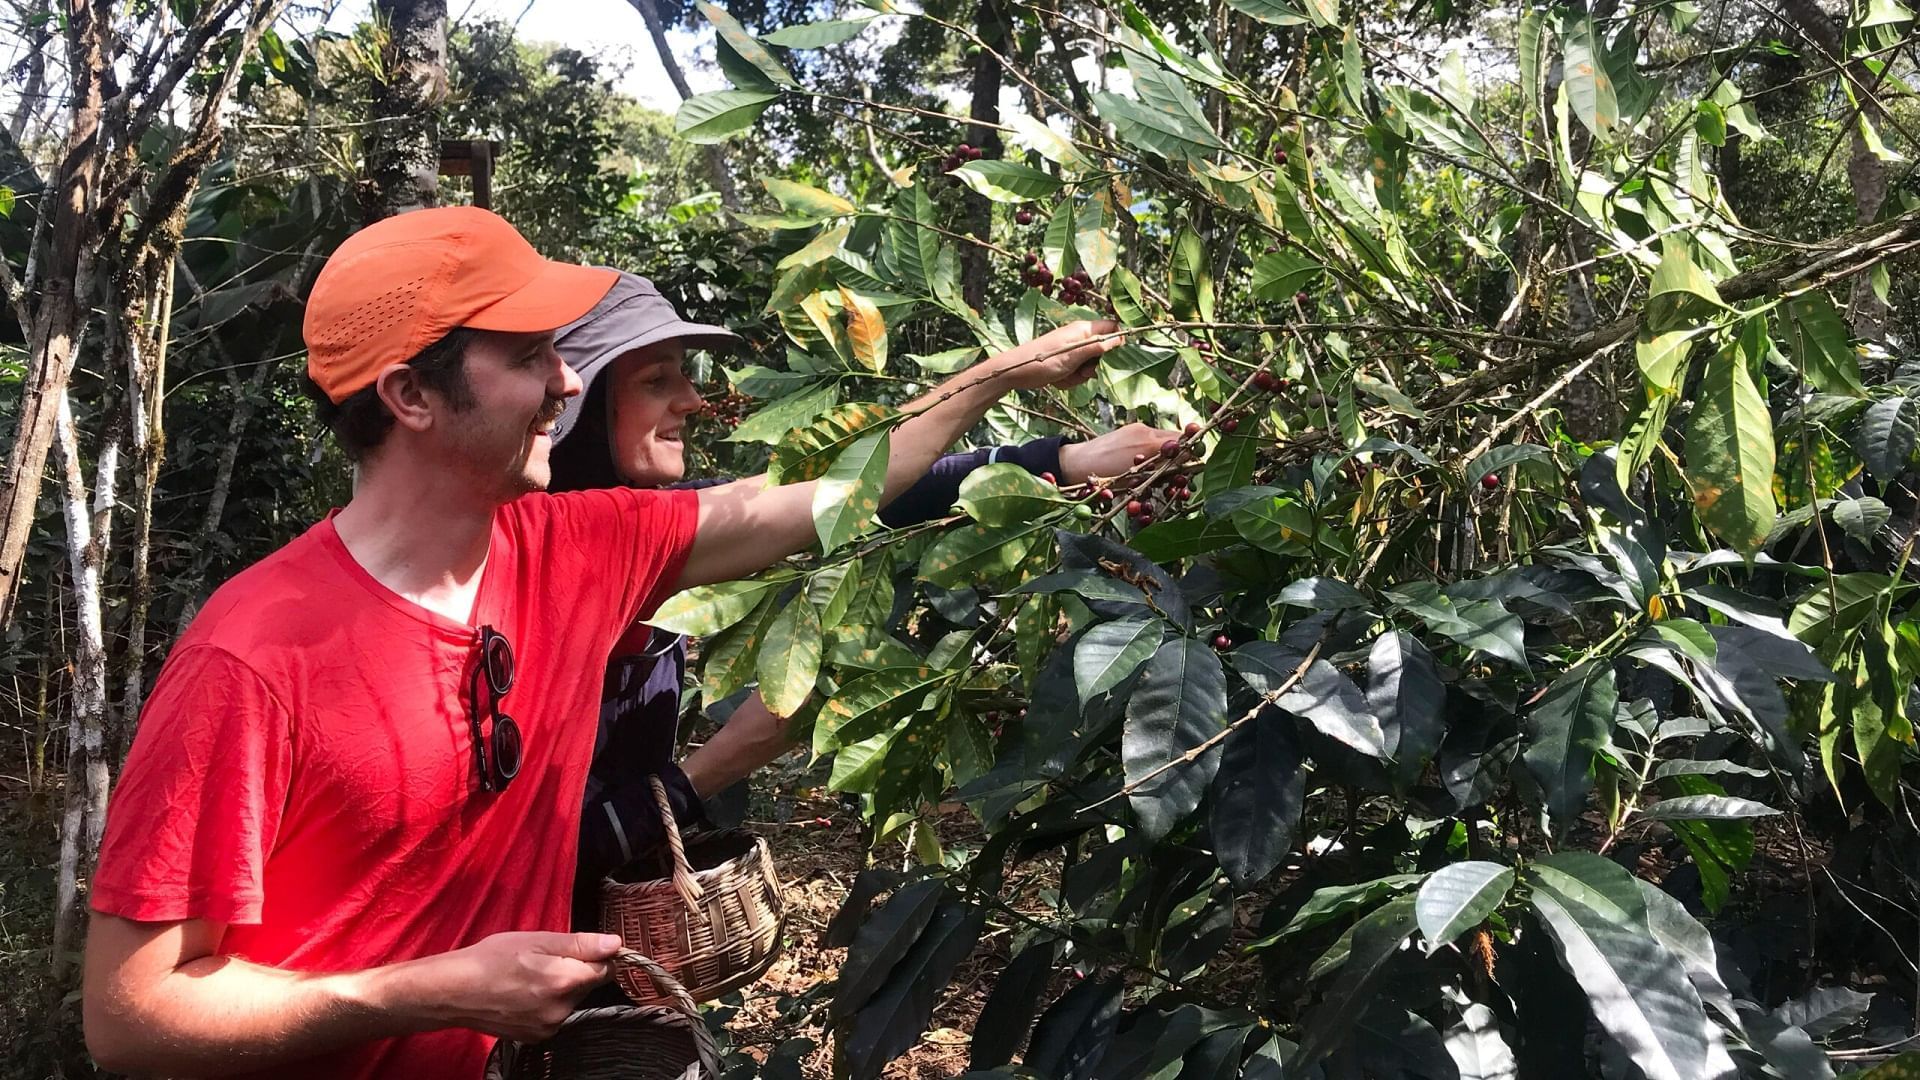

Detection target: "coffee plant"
[659, 0, 1920, 1075]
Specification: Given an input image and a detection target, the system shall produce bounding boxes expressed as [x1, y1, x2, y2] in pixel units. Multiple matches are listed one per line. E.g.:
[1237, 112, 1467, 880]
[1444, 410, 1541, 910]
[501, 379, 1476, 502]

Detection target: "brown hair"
[304, 327, 481, 461]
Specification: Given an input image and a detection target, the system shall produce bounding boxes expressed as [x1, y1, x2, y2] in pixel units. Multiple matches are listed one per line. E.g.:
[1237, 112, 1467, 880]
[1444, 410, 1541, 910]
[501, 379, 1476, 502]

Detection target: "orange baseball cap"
[303, 207, 619, 403]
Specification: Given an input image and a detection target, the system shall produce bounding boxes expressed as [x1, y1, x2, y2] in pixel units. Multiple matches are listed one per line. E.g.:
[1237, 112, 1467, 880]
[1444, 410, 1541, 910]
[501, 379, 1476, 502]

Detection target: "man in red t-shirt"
[81, 207, 1123, 1079]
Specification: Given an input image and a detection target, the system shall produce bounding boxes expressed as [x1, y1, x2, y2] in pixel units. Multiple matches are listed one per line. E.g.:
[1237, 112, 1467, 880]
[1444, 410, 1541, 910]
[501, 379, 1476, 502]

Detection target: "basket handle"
[615, 949, 722, 1078]
[650, 774, 707, 912]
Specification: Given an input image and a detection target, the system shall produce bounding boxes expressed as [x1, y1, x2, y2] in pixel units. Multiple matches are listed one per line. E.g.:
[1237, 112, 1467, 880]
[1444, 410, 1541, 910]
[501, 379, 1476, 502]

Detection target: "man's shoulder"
[180, 522, 351, 653]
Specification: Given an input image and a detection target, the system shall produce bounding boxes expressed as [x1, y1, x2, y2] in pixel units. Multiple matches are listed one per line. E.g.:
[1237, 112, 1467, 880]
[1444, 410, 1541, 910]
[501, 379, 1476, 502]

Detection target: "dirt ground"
[711, 781, 990, 1078]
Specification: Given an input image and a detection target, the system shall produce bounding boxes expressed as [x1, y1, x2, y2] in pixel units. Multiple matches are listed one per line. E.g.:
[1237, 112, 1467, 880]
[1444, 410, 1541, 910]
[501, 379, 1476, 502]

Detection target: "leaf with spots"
[698, 1, 797, 90]
[955, 463, 1068, 528]
[756, 593, 823, 718]
[1560, 13, 1618, 138]
[839, 287, 888, 374]
[649, 576, 789, 636]
[768, 401, 901, 484]
[1685, 341, 1775, 554]
[817, 665, 958, 749]
[813, 428, 890, 552]
[919, 520, 1054, 588]
[873, 709, 949, 818]
[764, 177, 855, 219]
[699, 590, 781, 703]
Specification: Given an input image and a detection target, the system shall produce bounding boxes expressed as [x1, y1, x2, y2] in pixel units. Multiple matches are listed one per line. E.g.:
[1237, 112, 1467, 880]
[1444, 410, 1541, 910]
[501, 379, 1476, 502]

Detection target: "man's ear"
[373, 365, 435, 433]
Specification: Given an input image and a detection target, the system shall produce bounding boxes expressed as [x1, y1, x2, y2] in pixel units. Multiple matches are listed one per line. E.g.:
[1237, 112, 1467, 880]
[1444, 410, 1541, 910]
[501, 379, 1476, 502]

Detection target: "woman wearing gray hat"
[546, 271, 1174, 925]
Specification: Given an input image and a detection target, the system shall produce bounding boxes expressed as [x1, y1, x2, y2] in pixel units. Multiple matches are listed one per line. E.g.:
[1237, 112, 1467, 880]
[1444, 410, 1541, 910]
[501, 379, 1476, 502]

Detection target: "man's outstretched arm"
[672, 320, 1123, 590]
[84, 913, 622, 1075]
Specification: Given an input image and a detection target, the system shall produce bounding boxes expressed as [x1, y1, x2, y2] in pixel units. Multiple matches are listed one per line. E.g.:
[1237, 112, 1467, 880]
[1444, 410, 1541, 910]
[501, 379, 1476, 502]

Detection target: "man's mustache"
[536, 398, 567, 426]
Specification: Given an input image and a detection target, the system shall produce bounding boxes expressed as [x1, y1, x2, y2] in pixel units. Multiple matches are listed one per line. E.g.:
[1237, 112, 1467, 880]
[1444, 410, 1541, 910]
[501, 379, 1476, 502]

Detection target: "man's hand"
[391, 931, 622, 1043]
[1058, 422, 1185, 486]
[987, 320, 1125, 391]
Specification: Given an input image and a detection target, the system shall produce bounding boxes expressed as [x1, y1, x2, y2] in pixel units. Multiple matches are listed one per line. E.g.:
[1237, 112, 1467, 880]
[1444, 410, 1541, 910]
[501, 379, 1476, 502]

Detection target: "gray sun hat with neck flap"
[549, 269, 740, 444]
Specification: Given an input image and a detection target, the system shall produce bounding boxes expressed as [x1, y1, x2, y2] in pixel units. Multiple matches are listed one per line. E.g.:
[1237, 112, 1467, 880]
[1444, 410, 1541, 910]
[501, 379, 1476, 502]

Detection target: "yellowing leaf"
[839, 287, 888, 374]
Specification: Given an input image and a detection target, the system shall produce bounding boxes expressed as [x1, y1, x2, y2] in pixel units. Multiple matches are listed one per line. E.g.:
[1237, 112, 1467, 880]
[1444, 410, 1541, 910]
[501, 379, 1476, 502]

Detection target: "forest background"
[3, 0, 1920, 1076]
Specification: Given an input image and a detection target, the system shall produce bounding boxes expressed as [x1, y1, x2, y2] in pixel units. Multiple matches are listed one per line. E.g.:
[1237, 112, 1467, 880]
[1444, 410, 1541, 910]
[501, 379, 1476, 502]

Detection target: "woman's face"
[604, 340, 704, 486]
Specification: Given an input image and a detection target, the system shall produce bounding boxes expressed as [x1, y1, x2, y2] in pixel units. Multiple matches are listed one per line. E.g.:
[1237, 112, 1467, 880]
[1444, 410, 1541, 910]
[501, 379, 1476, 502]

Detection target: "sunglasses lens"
[485, 633, 515, 692]
[493, 714, 523, 782]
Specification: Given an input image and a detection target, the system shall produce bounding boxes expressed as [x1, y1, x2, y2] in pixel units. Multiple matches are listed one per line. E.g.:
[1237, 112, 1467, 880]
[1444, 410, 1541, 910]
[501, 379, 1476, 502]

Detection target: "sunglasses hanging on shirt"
[469, 624, 524, 792]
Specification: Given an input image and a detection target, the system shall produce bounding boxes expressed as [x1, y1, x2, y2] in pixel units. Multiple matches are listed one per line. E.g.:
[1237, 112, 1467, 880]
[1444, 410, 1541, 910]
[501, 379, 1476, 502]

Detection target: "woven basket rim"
[603, 827, 772, 890]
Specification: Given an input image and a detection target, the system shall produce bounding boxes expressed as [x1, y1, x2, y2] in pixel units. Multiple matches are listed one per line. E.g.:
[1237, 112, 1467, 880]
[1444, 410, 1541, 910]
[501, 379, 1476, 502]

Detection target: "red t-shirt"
[91, 487, 700, 1079]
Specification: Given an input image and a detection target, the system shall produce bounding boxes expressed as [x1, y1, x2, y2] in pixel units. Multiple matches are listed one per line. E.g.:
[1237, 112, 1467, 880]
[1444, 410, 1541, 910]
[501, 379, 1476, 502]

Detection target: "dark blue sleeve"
[878, 436, 1071, 527]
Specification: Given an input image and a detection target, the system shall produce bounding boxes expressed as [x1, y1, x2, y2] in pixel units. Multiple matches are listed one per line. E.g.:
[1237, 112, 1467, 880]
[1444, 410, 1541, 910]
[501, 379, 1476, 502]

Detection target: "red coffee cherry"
[1253, 371, 1279, 392]
[1015, 208, 1035, 225]
[1481, 473, 1501, 490]
[1126, 499, 1144, 515]
[1222, 418, 1240, 433]
[1213, 633, 1232, 650]
[1040, 471, 1057, 485]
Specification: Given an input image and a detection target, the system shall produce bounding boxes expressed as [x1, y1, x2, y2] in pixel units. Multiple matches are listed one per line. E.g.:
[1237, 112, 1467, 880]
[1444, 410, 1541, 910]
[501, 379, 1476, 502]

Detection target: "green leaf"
[1529, 850, 1649, 931]
[1642, 794, 1780, 820]
[951, 161, 1064, 203]
[727, 381, 837, 445]
[1296, 895, 1420, 1068]
[1415, 861, 1514, 948]
[697, 1, 798, 89]
[1686, 343, 1776, 554]
[1853, 395, 1920, 480]
[1170, 226, 1214, 324]
[1561, 13, 1619, 138]
[1353, 375, 1425, 418]
[1788, 293, 1866, 398]
[832, 879, 944, 1019]
[1123, 638, 1229, 840]
[757, 598, 823, 716]
[919, 520, 1052, 588]
[1093, 90, 1225, 164]
[768, 401, 899, 484]
[955, 463, 1066, 527]
[1251, 250, 1324, 301]
[775, 223, 852, 270]
[1636, 328, 1703, 397]
[1368, 631, 1446, 786]
[817, 666, 955, 749]
[1385, 582, 1530, 671]
[764, 177, 856, 218]
[758, 17, 875, 47]
[1468, 444, 1550, 486]
[1276, 577, 1369, 610]
[813, 428, 890, 551]
[650, 577, 787, 636]
[700, 591, 780, 702]
[1528, 888, 1711, 1080]
[1235, 641, 1388, 757]
[969, 939, 1060, 1069]
[1107, 265, 1152, 327]
[1523, 660, 1619, 824]
[1210, 707, 1304, 889]
[1074, 197, 1118, 281]
[674, 88, 779, 143]
[1645, 240, 1724, 333]
[1074, 617, 1164, 703]
[1221, 0, 1310, 24]
[1008, 112, 1094, 171]
[1245, 874, 1423, 950]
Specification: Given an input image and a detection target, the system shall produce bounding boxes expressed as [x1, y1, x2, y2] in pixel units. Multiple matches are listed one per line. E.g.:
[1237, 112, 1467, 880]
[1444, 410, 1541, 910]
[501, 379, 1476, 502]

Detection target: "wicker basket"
[599, 776, 785, 1006]
[483, 952, 721, 1080]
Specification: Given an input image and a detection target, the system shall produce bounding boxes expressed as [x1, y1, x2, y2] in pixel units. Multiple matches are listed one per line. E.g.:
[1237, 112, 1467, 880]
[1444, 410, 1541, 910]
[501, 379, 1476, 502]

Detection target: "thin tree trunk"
[625, 0, 742, 212]
[961, 0, 1007, 310]
[366, 0, 448, 221]
[0, 0, 106, 628]
[1780, 0, 1891, 339]
[50, 390, 119, 983]
[117, 263, 173, 754]
[176, 355, 275, 633]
